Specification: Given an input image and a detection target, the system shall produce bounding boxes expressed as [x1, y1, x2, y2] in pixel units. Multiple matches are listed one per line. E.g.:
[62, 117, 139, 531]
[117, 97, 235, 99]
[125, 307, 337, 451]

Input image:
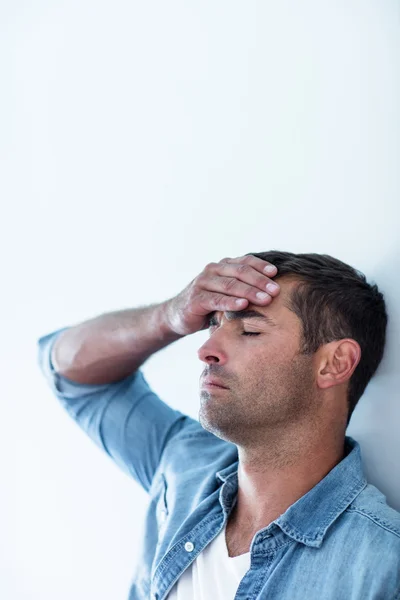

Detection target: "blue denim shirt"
[37, 327, 400, 600]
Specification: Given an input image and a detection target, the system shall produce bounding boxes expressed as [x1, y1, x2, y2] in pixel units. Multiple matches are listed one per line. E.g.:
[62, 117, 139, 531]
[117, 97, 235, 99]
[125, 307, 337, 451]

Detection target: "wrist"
[156, 299, 185, 342]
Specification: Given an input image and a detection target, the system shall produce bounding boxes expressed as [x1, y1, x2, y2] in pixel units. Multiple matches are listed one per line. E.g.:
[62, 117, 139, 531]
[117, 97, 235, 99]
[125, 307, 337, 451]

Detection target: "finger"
[197, 291, 249, 313]
[213, 261, 280, 297]
[219, 254, 278, 277]
[203, 274, 274, 306]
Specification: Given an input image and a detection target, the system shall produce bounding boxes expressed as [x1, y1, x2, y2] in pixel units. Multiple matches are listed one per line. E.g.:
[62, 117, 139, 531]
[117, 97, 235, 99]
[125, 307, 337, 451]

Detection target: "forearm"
[50, 300, 184, 384]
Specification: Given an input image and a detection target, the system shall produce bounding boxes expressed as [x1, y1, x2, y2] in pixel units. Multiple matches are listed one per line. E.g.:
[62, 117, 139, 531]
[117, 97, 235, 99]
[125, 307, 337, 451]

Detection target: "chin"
[198, 405, 238, 443]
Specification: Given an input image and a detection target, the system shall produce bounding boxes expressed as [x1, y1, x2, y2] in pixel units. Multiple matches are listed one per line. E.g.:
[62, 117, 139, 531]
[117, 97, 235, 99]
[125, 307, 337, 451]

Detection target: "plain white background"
[2, 1, 399, 598]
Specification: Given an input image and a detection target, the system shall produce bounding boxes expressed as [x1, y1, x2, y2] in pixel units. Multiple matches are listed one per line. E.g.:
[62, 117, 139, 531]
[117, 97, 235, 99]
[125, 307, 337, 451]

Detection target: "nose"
[197, 335, 228, 365]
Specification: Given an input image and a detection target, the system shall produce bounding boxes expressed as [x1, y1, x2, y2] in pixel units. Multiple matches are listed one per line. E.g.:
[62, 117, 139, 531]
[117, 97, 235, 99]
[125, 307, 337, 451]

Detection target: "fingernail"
[266, 283, 278, 293]
[264, 265, 277, 274]
[256, 292, 269, 300]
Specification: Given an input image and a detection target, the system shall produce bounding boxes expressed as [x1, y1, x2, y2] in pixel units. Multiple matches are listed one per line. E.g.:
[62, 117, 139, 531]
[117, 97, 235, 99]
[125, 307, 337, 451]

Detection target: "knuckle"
[204, 261, 217, 272]
[211, 293, 226, 309]
[218, 256, 231, 263]
[221, 277, 238, 292]
[236, 263, 251, 275]
[242, 254, 254, 264]
[193, 274, 205, 288]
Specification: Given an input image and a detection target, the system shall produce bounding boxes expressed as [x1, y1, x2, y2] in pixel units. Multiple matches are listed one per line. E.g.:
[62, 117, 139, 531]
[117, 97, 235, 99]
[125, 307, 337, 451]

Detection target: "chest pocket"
[155, 473, 169, 533]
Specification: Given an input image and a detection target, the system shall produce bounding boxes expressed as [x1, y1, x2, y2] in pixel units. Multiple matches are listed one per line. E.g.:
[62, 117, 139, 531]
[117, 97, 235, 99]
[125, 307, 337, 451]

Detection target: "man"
[37, 251, 400, 599]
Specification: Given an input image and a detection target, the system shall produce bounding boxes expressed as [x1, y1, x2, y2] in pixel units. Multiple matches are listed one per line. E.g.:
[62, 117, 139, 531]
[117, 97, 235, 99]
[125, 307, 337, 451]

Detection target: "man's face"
[197, 277, 318, 445]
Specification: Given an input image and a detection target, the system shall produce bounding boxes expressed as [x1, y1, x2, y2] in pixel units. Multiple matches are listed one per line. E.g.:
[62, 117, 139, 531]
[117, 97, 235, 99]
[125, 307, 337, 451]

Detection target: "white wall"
[2, 1, 399, 598]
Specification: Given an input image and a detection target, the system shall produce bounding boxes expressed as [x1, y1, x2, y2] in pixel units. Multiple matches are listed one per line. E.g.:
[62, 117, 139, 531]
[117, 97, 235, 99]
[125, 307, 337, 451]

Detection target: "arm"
[51, 300, 184, 385]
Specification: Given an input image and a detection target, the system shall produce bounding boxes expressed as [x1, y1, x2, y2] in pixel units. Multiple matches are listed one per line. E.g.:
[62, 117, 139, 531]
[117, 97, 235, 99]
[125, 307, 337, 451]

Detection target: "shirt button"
[265, 533, 272, 538]
[185, 541, 195, 552]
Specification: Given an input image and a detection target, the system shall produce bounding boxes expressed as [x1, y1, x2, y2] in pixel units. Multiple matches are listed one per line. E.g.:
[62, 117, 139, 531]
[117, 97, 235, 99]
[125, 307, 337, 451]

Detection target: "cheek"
[242, 346, 295, 381]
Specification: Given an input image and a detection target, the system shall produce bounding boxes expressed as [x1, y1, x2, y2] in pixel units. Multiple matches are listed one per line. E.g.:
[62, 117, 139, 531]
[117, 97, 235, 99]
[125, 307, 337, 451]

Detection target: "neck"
[231, 422, 346, 531]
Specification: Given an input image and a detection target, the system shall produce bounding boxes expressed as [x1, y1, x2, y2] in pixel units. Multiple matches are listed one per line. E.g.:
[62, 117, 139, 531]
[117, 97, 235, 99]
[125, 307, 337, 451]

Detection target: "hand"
[164, 255, 280, 336]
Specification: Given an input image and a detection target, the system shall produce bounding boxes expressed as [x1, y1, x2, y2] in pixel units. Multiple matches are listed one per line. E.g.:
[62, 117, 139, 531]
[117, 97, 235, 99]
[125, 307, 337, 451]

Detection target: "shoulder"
[335, 484, 400, 596]
[346, 482, 400, 541]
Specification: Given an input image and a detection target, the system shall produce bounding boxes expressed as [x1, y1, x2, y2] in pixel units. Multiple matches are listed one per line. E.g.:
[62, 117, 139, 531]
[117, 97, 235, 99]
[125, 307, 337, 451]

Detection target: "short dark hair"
[246, 250, 388, 426]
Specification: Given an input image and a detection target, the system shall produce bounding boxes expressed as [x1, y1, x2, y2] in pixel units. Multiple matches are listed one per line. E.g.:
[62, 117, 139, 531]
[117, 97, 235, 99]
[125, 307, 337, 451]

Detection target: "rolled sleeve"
[36, 327, 191, 492]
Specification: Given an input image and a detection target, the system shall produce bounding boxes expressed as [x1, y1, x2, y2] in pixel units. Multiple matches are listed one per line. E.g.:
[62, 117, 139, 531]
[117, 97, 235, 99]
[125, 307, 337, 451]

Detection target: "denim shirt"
[37, 327, 400, 600]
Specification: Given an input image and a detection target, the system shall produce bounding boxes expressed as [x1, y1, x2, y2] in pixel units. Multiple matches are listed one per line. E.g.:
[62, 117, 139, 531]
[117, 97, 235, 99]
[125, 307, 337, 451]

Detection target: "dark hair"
[246, 250, 388, 426]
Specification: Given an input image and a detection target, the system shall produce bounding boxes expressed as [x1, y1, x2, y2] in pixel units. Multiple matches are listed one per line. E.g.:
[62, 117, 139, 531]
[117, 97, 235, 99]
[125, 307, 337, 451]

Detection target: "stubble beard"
[198, 353, 316, 446]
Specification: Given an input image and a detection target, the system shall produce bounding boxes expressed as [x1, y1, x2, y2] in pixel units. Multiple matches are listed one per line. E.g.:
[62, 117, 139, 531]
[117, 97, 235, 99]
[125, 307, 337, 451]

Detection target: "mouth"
[201, 379, 229, 390]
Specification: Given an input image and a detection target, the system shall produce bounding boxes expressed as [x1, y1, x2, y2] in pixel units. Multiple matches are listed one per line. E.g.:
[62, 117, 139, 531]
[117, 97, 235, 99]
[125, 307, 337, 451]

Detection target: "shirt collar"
[216, 436, 367, 548]
[216, 461, 239, 483]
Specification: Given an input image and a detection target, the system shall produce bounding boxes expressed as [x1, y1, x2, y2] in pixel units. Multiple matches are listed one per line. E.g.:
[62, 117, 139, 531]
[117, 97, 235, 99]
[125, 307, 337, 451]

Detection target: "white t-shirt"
[166, 524, 251, 599]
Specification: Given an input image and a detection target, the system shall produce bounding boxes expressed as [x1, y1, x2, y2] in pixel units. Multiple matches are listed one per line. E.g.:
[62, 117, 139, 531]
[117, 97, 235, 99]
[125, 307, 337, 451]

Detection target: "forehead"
[215, 277, 300, 327]
[248, 277, 298, 321]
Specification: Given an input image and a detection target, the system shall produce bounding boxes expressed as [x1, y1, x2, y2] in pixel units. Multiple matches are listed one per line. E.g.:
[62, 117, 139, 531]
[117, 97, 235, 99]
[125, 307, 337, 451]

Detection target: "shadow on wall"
[347, 248, 400, 512]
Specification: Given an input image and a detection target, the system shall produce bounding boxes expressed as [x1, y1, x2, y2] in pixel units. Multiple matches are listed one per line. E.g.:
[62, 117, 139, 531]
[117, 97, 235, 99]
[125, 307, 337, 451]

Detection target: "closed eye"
[209, 324, 261, 337]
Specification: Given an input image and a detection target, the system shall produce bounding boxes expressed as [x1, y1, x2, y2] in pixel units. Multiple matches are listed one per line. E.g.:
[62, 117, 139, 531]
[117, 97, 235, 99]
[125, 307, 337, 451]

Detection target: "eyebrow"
[208, 309, 277, 327]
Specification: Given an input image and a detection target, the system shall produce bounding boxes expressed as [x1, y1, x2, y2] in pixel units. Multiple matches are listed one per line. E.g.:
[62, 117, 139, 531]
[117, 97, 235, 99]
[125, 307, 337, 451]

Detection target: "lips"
[202, 378, 229, 389]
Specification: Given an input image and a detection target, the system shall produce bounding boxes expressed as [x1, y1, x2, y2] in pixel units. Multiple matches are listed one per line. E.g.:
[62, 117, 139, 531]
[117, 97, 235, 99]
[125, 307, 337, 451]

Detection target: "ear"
[317, 339, 361, 391]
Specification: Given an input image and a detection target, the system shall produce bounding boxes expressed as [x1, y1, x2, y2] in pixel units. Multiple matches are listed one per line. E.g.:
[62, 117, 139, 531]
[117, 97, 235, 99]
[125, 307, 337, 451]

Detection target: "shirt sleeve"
[36, 326, 194, 493]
